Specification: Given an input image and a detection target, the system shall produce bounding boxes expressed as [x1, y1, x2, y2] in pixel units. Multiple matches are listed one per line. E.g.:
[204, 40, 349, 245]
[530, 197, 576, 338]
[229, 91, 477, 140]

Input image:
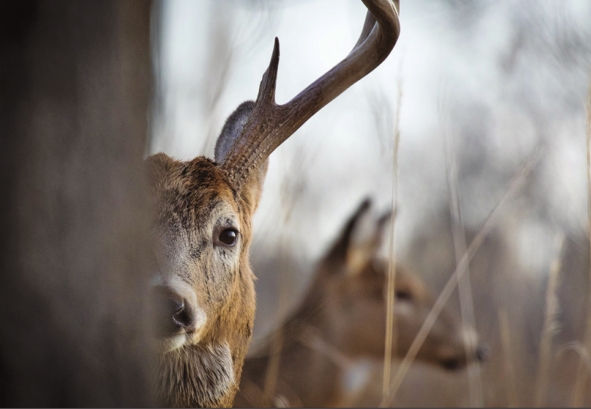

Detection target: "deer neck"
[244, 285, 354, 407]
[158, 341, 236, 408]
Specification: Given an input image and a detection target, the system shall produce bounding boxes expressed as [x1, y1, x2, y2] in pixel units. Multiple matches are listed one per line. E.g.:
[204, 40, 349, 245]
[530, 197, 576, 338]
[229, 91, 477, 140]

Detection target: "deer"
[146, 1, 401, 407]
[233, 199, 488, 407]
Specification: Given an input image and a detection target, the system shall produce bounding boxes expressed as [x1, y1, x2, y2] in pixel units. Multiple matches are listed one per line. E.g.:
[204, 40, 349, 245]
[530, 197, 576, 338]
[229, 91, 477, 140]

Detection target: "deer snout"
[462, 327, 488, 363]
[439, 345, 487, 371]
[153, 286, 194, 333]
[150, 282, 207, 351]
[438, 328, 488, 371]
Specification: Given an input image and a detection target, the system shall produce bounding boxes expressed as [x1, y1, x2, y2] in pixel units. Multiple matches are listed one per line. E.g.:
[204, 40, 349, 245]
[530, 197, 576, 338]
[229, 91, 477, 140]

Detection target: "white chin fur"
[160, 330, 206, 353]
[160, 334, 187, 353]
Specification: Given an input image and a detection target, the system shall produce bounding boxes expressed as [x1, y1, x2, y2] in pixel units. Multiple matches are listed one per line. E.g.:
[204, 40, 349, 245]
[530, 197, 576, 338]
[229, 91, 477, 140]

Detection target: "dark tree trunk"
[0, 1, 156, 406]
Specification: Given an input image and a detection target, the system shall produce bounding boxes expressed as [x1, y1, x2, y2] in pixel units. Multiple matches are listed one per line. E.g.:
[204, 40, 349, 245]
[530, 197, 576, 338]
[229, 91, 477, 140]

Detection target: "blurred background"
[150, 0, 591, 407]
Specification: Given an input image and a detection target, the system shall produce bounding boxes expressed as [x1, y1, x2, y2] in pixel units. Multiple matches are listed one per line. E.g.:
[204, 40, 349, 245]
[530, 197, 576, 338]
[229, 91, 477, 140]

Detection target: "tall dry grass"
[499, 308, 519, 407]
[571, 76, 591, 408]
[440, 83, 483, 407]
[383, 148, 544, 406]
[535, 233, 565, 407]
[261, 153, 304, 406]
[380, 63, 404, 407]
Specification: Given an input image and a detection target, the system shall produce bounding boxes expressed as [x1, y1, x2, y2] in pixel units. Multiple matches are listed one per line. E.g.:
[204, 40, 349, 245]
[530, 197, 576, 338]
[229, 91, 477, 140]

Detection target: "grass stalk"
[380, 62, 403, 407]
[534, 233, 565, 407]
[571, 77, 591, 407]
[262, 157, 296, 407]
[499, 308, 519, 407]
[441, 85, 483, 407]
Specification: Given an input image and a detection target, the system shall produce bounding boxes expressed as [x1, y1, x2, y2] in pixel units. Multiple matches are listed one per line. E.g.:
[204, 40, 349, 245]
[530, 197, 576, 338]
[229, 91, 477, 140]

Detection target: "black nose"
[476, 344, 489, 362]
[441, 358, 461, 371]
[166, 294, 184, 316]
[152, 286, 194, 336]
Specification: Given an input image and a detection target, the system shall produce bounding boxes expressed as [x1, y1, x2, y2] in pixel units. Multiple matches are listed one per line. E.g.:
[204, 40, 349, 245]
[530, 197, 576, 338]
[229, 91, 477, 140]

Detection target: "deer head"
[147, 1, 401, 407]
[312, 198, 487, 371]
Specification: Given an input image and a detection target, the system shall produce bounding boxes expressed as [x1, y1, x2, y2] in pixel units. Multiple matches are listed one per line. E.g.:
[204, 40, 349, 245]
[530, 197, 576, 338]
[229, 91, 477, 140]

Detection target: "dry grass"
[571, 77, 591, 407]
[534, 233, 565, 407]
[383, 148, 544, 406]
[261, 161, 300, 406]
[440, 83, 483, 407]
[499, 308, 519, 407]
[380, 63, 404, 407]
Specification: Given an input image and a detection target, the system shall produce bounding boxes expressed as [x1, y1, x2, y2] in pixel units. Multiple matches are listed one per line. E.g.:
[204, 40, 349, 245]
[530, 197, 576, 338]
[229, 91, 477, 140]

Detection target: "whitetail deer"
[147, 1, 400, 407]
[234, 199, 487, 407]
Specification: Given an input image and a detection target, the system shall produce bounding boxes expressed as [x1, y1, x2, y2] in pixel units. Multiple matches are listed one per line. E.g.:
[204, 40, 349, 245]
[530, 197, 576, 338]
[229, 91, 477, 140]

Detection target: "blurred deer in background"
[234, 199, 487, 407]
[147, 1, 400, 406]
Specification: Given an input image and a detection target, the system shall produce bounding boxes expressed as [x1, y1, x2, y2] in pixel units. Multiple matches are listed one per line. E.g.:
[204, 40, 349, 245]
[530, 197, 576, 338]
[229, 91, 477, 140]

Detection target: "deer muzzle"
[150, 280, 207, 352]
[437, 327, 488, 371]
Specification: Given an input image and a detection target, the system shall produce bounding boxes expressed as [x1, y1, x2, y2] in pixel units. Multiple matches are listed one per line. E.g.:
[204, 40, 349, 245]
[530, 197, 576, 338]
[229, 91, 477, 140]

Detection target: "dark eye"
[218, 228, 238, 247]
[395, 289, 412, 301]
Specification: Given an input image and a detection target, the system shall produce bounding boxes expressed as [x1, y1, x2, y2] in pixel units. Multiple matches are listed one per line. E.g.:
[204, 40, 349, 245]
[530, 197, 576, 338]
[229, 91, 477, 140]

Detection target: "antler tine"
[256, 37, 280, 108]
[221, 0, 401, 189]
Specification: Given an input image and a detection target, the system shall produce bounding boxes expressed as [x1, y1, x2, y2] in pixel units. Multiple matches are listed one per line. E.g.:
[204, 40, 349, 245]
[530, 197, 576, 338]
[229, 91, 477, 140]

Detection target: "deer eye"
[395, 289, 412, 301]
[217, 228, 238, 247]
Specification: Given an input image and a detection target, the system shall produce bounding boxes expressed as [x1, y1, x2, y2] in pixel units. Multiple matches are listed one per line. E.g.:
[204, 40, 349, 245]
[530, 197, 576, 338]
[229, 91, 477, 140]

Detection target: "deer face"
[148, 155, 256, 353]
[147, 104, 266, 407]
[321, 199, 487, 371]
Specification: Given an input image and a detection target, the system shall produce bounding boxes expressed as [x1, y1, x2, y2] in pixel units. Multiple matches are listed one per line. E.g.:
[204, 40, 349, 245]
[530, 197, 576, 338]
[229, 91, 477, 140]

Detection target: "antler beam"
[221, 0, 401, 188]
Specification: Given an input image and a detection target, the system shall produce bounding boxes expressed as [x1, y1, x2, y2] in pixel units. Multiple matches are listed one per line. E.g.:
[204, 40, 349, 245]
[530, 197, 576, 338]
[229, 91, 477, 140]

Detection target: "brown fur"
[147, 149, 266, 407]
[235, 200, 484, 407]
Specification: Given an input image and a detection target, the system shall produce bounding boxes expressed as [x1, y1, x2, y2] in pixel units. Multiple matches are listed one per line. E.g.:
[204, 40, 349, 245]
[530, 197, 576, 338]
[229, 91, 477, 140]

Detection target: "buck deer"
[147, 1, 400, 407]
[234, 199, 488, 407]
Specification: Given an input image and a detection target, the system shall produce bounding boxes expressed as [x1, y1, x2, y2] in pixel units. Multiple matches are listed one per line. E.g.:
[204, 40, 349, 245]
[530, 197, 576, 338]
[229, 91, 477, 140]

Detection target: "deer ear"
[375, 208, 395, 246]
[345, 203, 395, 277]
[215, 101, 255, 164]
[346, 201, 378, 276]
[324, 198, 370, 275]
[215, 101, 268, 212]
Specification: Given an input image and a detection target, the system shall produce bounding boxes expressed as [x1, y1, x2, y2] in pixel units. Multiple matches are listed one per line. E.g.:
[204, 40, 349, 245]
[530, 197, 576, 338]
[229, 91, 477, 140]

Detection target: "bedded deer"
[147, 1, 401, 407]
[234, 199, 488, 407]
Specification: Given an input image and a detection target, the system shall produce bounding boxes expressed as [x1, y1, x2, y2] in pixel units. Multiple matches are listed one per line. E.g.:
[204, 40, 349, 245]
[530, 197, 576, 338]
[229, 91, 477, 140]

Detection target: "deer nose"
[152, 285, 196, 336]
[167, 295, 184, 315]
[166, 295, 193, 329]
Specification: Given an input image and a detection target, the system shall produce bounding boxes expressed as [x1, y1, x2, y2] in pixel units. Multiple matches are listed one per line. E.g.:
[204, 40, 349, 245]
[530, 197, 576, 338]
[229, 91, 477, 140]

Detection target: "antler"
[221, 0, 401, 188]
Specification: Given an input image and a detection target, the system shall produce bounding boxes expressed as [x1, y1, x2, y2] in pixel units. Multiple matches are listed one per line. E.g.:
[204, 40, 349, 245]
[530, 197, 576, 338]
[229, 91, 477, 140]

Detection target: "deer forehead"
[149, 156, 242, 231]
[148, 156, 246, 287]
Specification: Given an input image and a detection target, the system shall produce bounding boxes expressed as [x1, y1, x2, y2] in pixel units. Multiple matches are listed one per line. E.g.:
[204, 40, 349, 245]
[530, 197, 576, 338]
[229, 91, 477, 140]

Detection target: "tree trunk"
[0, 1, 156, 406]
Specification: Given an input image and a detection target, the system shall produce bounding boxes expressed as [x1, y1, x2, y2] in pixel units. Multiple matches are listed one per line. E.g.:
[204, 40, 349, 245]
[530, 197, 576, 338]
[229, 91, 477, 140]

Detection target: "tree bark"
[0, 1, 156, 406]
